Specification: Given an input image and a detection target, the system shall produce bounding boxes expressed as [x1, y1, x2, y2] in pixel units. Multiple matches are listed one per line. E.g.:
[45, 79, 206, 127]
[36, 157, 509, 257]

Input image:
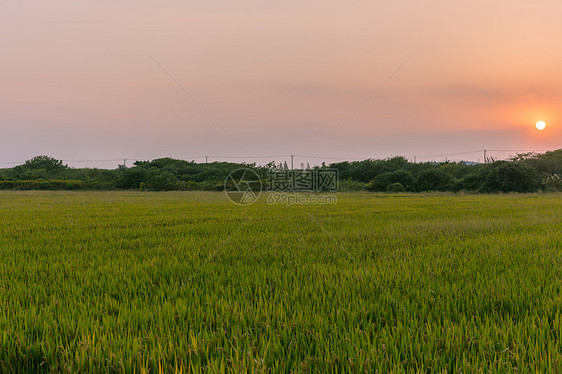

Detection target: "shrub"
[368, 170, 415, 191]
[416, 168, 453, 191]
[338, 179, 369, 192]
[480, 162, 542, 193]
[145, 169, 179, 191]
[386, 182, 406, 192]
[0, 180, 84, 190]
[454, 173, 485, 192]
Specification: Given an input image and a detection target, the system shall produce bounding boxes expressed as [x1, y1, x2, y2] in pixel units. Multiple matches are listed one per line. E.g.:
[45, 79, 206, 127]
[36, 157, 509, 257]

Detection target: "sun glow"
[536, 121, 546, 130]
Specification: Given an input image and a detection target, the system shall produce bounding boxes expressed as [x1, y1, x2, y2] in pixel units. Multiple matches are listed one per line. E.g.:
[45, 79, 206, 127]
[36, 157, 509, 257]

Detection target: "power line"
[147, 52, 254, 159]
[0, 149, 552, 167]
[415, 149, 548, 160]
[198, 155, 291, 159]
[62, 159, 127, 163]
[486, 149, 547, 153]
[312, 53, 415, 155]
[294, 154, 354, 160]
[417, 150, 482, 158]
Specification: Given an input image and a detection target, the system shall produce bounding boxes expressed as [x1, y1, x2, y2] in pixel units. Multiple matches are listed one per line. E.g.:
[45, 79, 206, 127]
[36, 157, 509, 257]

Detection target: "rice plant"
[0, 191, 560, 372]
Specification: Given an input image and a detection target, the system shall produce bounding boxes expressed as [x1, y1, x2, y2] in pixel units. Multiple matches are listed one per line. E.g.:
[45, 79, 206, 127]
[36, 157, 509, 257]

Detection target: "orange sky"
[1, 1, 560, 167]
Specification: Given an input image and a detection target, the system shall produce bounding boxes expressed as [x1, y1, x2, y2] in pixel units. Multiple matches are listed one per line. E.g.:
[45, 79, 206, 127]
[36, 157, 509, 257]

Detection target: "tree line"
[0, 150, 560, 192]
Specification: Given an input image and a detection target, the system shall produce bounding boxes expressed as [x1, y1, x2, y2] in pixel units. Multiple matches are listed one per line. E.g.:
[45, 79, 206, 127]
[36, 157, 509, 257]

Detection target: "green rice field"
[0, 191, 561, 372]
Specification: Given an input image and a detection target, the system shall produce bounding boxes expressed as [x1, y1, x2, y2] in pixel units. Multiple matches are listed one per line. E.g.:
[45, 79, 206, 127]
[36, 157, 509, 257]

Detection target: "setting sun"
[536, 121, 546, 130]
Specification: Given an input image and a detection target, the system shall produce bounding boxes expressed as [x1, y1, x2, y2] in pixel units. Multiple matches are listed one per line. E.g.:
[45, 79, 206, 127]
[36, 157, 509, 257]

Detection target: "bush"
[0, 180, 84, 190]
[480, 162, 543, 193]
[455, 173, 485, 192]
[543, 174, 562, 192]
[144, 169, 179, 191]
[386, 182, 406, 192]
[368, 170, 415, 191]
[338, 179, 369, 192]
[416, 168, 453, 191]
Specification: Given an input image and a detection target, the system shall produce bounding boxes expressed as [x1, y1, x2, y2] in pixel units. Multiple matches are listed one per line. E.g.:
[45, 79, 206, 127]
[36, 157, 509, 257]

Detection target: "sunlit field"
[0, 191, 561, 372]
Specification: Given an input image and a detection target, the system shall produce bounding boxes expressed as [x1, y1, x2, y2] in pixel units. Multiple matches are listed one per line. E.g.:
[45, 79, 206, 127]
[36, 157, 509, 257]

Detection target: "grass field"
[0, 191, 561, 372]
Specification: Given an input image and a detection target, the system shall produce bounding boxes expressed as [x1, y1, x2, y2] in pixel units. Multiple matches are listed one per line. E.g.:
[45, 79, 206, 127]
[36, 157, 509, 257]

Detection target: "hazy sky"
[1, 1, 560, 167]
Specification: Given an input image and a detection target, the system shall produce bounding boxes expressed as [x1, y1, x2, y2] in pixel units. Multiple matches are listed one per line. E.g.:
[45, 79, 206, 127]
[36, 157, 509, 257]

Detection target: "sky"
[1, 1, 561, 168]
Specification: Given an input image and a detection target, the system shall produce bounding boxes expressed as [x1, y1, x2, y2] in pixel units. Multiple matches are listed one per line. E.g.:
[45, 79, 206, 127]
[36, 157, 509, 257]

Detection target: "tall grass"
[0, 191, 560, 372]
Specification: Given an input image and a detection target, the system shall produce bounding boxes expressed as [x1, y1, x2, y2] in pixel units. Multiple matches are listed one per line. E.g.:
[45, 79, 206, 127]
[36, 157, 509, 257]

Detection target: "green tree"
[144, 168, 178, 191]
[416, 168, 453, 191]
[11, 156, 67, 180]
[368, 170, 415, 191]
[480, 161, 542, 193]
[21, 156, 66, 171]
[386, 182, 406, 192]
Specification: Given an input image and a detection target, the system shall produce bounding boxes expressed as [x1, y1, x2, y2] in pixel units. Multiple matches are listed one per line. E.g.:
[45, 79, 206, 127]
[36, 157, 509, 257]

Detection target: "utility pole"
[291, 155, 294, 171]
[414, 156, 416, 163]
[483, 150, 487, 163]
[205, 156, 208, 164]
